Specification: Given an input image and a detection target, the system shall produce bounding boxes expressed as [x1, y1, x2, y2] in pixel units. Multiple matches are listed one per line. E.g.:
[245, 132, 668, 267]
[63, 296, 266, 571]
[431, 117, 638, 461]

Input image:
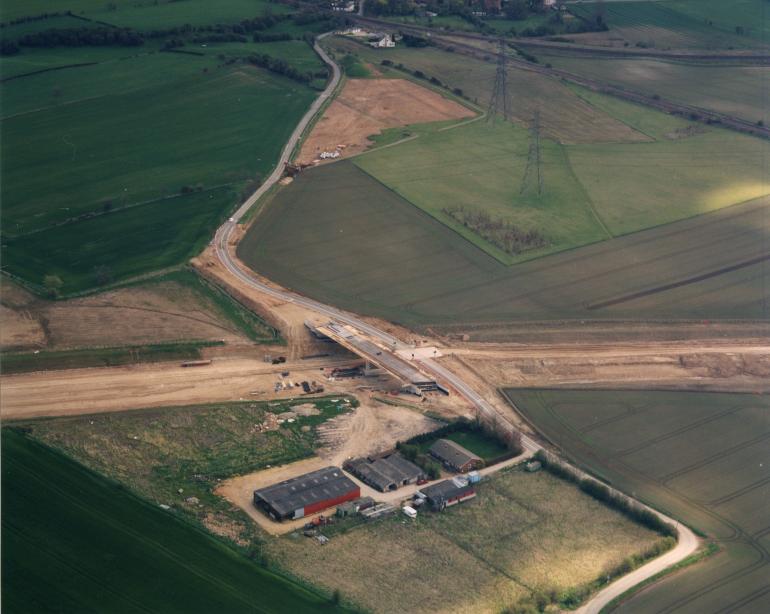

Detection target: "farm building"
[253, 466, 360, 522]
[345, 453, 425, 492]
[418, 477, 476, 511]
[429, 439, 484, 473]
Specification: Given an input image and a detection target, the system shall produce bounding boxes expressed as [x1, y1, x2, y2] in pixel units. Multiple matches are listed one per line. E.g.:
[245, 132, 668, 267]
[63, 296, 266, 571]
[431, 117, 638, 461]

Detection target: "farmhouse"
[345, 453, 425, 492]
[370, 34, 396, 48]
[253, 466, 360, 521]
[429, 438, 484, 473]
[418, 477, 476, 511]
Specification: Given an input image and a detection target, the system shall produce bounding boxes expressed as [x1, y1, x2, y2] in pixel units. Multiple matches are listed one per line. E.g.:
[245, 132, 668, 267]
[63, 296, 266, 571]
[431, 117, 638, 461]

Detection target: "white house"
[370, 34, 395, 48]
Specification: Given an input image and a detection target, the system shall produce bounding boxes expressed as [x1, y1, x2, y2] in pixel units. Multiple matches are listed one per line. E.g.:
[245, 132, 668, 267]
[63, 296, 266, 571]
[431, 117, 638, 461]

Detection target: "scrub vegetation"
[268, 466, 666, 614]
[22, 397, 356, 549]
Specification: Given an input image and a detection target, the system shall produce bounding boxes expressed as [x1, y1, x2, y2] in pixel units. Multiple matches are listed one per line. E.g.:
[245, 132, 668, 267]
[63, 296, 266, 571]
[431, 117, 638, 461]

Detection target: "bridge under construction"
[306, 321, 449, 395]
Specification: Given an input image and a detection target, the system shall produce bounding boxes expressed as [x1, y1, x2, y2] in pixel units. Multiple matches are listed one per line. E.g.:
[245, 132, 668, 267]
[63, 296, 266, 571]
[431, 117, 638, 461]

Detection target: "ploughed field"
[1, 428, 348, 614]
[239, 159, 770, 326]
[504, 389, 770, 613]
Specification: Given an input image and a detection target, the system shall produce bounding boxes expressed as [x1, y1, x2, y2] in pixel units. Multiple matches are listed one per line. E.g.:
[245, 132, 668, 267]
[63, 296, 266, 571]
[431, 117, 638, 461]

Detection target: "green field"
[0, 0, 289, 28]
[355, 120, 609, 263]
[239, 158, 770, 326]
[439, 430, 509, 462]
[504, 389, 770, 613]
[1, 428, 348, 613]
[269, 466, 667, 613]
[1, 0, 332, 294]
[570, 0, 766, 48]
[2, 50, 317, 293]
[544, 55, 770, 126]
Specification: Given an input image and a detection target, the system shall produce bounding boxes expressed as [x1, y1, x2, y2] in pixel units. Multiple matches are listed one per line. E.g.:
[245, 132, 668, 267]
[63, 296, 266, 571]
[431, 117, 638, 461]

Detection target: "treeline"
[0, 11, 69, 27]
[401, 417, 523, 457]
[381, 59, 465, 98]
[443, 206, 548, 255]
[246, 53, 321, 84]
[533, 450, 677, 537]
[16, 27, 143, 48]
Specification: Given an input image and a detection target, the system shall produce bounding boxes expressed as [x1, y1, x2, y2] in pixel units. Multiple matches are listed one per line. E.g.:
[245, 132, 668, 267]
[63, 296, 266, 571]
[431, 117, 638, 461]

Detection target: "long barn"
[253, 466, 360, 522]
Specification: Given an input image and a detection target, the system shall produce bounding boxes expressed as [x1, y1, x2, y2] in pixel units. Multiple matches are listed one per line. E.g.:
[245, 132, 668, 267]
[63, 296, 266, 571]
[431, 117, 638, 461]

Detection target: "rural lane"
[215, 33, 699, 614]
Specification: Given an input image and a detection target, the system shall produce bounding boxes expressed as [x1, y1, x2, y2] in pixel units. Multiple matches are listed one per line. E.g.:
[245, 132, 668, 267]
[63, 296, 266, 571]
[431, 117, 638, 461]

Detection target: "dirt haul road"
[0, 356, 359, 419]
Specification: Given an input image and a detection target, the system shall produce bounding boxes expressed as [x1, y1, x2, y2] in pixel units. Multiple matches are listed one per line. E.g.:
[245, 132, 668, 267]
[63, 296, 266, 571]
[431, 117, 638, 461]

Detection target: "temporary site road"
[213, 32, 699, 613]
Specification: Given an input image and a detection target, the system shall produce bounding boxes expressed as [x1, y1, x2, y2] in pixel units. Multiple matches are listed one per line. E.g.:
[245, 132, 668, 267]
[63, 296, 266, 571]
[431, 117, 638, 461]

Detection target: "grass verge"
[2, 340, 223, 374]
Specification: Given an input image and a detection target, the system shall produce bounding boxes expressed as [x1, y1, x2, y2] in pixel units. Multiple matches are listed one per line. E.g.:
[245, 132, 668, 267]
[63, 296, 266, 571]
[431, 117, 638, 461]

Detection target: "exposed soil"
[296, 78, 474, 165]
[0, 278, 252, 352]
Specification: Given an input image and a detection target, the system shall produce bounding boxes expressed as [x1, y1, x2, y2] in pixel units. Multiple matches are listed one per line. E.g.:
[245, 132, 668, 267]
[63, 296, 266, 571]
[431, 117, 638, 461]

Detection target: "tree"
[43, 275, 63, 298]
[504, 0, 528, 20]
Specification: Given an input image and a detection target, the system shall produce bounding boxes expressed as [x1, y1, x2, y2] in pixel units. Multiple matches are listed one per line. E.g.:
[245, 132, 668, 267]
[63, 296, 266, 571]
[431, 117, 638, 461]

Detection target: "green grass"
[354, 119, 609, 264]
[1, 428, 349, 614]
[339, 53, 370, 77]
[1, 340, 222, 374]
[239, 158, 770, 326]
[504, 389, 770, 614]
[546, 55, 770, 126]
[566, 128, 770, 235]
[443, 430, 509, 462]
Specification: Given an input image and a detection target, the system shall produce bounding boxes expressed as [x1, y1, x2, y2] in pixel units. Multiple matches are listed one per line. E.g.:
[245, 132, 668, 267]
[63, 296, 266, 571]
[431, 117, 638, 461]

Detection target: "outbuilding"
[418, 477, 476, 511]
[429, 439, 484, 473]
[253, 466, 360, 521]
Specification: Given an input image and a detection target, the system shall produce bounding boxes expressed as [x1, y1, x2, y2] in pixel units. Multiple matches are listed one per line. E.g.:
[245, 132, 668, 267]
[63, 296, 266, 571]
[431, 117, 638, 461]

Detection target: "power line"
[487, 40, 508, 121]
[520, 109, 542, 196]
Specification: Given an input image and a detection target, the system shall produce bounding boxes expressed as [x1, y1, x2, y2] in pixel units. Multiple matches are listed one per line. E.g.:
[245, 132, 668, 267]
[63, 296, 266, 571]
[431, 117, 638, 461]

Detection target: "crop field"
[543, 55, 770, 126]
[327, 36, 651, 144]
[240, 158, 770, 326]
[0, 0, 336, 294]
[268, 466, 665, 614]
[24, 397, 355, 546]
[2, 49, 317, 293]
[1, 428, 347, 614]
[569, 1, 763, 48]
[504, 389, 770, 613]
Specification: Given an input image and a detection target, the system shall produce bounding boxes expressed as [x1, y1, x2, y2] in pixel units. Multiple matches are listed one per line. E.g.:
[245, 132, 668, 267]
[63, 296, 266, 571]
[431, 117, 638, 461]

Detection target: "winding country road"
[215, 33, 699, 613]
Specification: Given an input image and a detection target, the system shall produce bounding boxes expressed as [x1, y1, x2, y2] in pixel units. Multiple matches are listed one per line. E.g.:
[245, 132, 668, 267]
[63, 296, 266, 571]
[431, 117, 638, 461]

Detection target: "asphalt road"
[214, 32, 699, 613]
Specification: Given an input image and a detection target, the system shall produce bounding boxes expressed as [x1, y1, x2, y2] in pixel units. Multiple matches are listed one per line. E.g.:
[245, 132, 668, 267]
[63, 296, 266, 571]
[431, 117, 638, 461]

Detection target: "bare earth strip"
[296, 78, 473, 164]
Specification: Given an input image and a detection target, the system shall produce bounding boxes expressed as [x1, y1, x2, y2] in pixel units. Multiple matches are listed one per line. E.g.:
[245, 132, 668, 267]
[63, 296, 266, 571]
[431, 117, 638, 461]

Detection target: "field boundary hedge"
[533, 449, 676, 536]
